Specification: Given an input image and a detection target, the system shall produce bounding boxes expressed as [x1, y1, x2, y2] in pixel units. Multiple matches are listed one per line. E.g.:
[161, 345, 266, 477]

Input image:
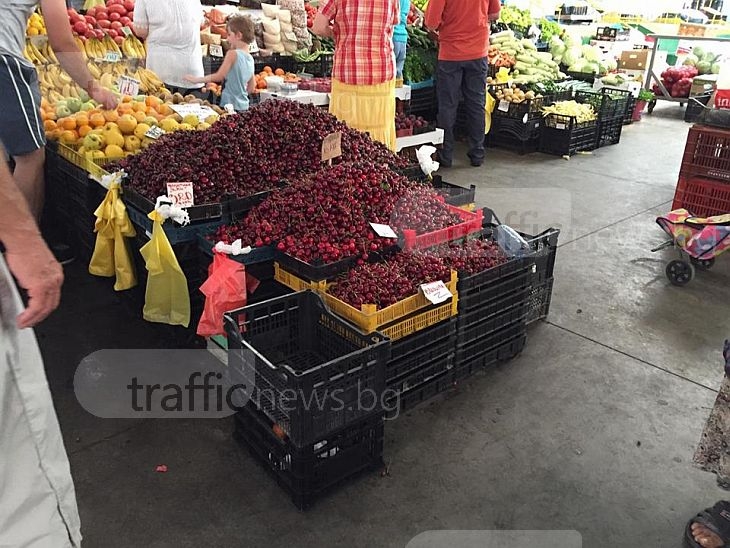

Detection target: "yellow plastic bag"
[139, 211, 190, 327]
[485, 90, 496, 134]
[88, 181, 137, 291]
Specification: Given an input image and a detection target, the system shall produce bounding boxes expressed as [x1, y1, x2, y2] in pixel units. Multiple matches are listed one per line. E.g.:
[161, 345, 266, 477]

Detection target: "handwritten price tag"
[249, 40, 259, 54]
[369, 223, 398, 239]
[209, 44, 223, 57]
[166, 182, 194, 208]
[419, 281, 452, 305]
[555, 122, 566, 130]
[145, 126, 165, 139]
[104, 51, 121, 63]
[498, 100, 510, 113]
[284, 31, 298, 42]
[118, 75, 140, 97]
[321, 131, 342, 162]
[121, 26, 134, 37]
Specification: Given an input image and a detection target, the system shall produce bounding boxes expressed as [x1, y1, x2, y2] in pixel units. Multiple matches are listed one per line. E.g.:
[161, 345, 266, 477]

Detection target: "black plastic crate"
[575, 88, 632, 121]
[543, 88, 573, 105]
[624, 95, 636, 125]
[491, 96, 545, 120]
[456, 298, 528, 347]
[388, 368, 454, 415]
[522, 227, 560, 285]
[224, 291, 390, 447]
[387, 318, 455, 387]
[408, 84, 437, 119]
[685, 94, 712, 123]
[431, 175, 476, 208]
[233, 403, 383, 510]
[526, 277, 554, 324]
[564, 71, 595, 84]
[486, 132, 540, 155]
[486, 116, 542, 154]
[539, 114, 597, 156]
[203, 55, 223, 75]
[456, 313, 526, 361]
[292, 53, 333, 77]
[596, 115, 624, 147]
[274, 244, 398, 283]
[453, 325, 527, 382]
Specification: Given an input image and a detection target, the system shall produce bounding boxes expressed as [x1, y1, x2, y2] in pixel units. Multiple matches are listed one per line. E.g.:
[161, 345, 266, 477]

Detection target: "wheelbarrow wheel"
[666, 260, 695, 286]
[691, 256, 715, 270]
[648, 99, 657, 114]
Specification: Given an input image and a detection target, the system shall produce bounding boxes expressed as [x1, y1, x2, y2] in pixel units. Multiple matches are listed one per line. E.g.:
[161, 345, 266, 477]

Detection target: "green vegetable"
[542, 100, 596, 123]
[539, 18, 562, 43]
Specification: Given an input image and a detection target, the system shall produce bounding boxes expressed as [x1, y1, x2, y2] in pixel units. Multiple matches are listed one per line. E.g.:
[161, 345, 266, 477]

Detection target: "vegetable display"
[683, 46, 722, 75]
[498, 5, 533, 34]
[404, 26, 437, 83]
[653, 66, 699, 98]
[539, 18, 562, 43]
[490, 30, 564, 84]
[492, 84, 539, 105]
[550, 34, 615, 76]
[542, 100, 596, 122]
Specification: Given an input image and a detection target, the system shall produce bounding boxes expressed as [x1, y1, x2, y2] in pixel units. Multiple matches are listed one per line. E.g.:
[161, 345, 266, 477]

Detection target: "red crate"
[680, 125, 730, 184]
[401, 206, 483, 250]
[672, 175, 730, 217]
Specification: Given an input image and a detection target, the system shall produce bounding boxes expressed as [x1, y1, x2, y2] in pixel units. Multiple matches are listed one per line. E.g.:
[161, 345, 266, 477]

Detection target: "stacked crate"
[673, 125, 730, 217]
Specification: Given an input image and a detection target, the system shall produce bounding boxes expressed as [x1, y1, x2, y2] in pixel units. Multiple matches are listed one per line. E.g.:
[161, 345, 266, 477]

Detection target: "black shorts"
[0, 54, 45, 156]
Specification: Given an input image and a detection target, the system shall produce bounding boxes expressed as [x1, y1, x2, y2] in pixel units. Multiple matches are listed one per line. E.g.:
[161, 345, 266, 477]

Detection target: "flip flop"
[685, 501, 730, 547]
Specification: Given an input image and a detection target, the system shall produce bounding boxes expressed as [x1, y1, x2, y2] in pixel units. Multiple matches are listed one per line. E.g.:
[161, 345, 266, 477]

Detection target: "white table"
[395, 85, 411, 101]
[395, 128, 444, 152]
[258, 89, 330, 106]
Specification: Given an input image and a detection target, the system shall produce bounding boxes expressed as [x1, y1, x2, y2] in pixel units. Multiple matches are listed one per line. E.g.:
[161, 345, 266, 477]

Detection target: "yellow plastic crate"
[274, 262, 458, 334]
[379, 297, 458, 341]
[57, 142, 119, 179]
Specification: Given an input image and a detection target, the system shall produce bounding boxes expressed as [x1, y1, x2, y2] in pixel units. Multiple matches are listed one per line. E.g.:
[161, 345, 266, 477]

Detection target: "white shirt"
[133, 0, 205, 89]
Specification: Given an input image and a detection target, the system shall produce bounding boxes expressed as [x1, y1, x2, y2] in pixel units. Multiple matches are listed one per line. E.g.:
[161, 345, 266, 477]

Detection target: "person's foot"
[470, 158, 483, 167]
[51, 243, 75, 265]
[435, 151, 452, 168]
[691, 522, 724, 547]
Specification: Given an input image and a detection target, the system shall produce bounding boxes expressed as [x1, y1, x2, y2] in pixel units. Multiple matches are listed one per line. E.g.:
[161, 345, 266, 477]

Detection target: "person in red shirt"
[312, 0, 400, 151]
[425, 0, 500, 167]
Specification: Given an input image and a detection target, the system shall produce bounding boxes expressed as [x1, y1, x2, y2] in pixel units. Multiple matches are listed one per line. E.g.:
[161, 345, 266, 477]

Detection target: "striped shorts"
[0, 54, 45, 156]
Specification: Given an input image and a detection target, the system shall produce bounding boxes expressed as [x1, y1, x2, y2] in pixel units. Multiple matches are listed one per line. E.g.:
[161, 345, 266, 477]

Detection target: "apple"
[94, 29, 105, 39]
[119, 16, 131, 26]
[84, 30, 94, 39]
[114, 35, 124, 45]
[108, 4, 127, 16]
[85, 7, 96, 17]
[109, 12, 121, 21]
[107, 0, 122, 5]
[97, 19, 111, 28]
[84, 15, 95, 24]
[78, 34, 88, 42]
[110, 20, 122, 29]
[123, 0, 135, 12]
[107, 28, 118, 38]
[96, 8, 108, 19]
[73, 21, 87, 34]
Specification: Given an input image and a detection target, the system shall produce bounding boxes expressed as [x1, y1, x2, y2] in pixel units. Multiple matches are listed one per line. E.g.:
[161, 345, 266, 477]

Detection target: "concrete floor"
[36, 103, 730, 548]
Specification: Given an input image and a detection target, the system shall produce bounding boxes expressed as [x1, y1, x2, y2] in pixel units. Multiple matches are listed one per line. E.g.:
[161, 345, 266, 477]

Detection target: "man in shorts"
[0, 0, 116, 221]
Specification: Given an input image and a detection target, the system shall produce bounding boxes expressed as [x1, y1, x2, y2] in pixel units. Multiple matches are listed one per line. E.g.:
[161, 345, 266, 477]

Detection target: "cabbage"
[599, 61, 610, 75]
[698, 60, 712, 74]
[586, 62, 601, 75]
[582, 45, 600, 63]
[683, 54, 698, 67]
[549, 35, 564, 49]
[568, 59, 588, 72]
[704, 51, 717, 63]
[693, 46, 705, 59]
[564, 33, 576, 48]
[562, 47, 582, 67]
[712, 62, 721, 74]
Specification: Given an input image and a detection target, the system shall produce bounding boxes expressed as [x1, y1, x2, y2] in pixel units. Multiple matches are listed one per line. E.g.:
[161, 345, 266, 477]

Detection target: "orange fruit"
[121, 95, 133, 103]
[145, 96, 161, 109]
[133, 110, 146, 122]
[89, 112, 106, 127]
[59, 129, 78, 144]
[274, 68, 285, 76]
[43, 119, 57, 132]
[103, 110, 119, 122]
[59, 117, 76, 131]
[75, 113, 89, 127]
[132, 101, 146, 113]
[158, 103, 172, 116]
[117, 103, 133, 114]
[77, 124, 92, 137]
[263, 66, 273, 74]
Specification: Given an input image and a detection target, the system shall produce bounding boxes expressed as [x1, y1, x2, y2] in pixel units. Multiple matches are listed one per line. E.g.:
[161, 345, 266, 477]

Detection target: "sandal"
[685, 501, 730, 547]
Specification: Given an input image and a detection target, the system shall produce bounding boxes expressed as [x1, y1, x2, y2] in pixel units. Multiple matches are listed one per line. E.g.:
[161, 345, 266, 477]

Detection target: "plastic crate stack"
[672, 124, 730, 217]
[224, 291, 389, 510]
[485, 85, 545, 155]
[406, 80, 437, 120]
[575, 88, 632, 148]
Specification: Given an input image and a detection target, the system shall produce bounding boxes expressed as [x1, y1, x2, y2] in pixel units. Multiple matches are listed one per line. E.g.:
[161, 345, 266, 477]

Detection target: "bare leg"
[12, 148, 45, 220]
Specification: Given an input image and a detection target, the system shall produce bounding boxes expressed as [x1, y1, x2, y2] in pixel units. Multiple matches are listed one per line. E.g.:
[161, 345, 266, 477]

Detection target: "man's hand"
[426, 27, 439, 43]
[89, 84, 118, 110]
[5, 239, 63, 328]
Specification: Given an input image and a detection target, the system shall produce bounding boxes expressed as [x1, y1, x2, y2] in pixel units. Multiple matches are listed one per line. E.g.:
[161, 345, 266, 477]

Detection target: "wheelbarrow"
[652, 208, 730, 286]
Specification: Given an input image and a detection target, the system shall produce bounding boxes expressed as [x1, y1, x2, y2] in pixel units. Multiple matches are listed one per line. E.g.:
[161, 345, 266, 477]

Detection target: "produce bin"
[275, 244, 398, 283]
[684, 94, 712, 124]
[125, 202, 224, 245]
[453, 323, 527, 381]
[431, 175, 476, 210]
[197, 235, 276, 266]
[407, 82, 437, 119]
[624, 95, 636, 125]
[233, 403, 383, 510]
[253, 52, 295, 74]
[539, 114, 598, 156]
[575, 88, 632, 121]
[522, 227, 560, 324]
[672, 175, 730, 217]
[595, 116, 624, 147]
[679, 124, 730, 183]
[389, 367, 454, 414]
[292, 53, 333, 77]
[401, 206, 483, 250]
[486, 116, 542, 155]
[223, 291, 390, 447]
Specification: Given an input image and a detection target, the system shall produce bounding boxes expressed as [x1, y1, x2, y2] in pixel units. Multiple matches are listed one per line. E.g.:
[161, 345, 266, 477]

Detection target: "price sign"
[249, 40, 259, 54]
[321, 131, 342, 162]
[555, 122, 566, 130]
[104, 51, 122, 63]
[369, 223, 398, 239]
[121, 26, 134, 37]
[169, 103, 218, 123]
[284, 31, 298, 42]
[209, 44, 223, 57]
[166, 182, 194, 208]
[118, 75, 140, 97]
[498, 100, 510, 113]
[419, 281, 452, 305]
[145, 126, 165, 139]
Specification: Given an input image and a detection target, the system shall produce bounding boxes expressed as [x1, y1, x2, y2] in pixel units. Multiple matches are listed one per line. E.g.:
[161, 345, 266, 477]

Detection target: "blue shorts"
[0, 54, 45, 156]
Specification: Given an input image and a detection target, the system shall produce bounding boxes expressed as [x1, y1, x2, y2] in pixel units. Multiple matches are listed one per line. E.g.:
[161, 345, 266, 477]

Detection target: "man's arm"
[41, 0, 117, 109]
[488, 0, 501, 21]
[312, 0, 335, 39]
[0, 161, 63, 328]
[424, 0, 445, 31]
[132, 0, 149, 39]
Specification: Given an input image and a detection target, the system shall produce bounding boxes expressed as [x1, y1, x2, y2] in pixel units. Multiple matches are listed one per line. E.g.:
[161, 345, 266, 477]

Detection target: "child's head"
[226, 15, 255, 45]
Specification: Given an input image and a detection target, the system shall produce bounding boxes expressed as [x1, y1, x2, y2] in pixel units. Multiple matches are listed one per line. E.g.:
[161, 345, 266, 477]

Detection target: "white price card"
[321, 131, 342, 162]
[121, 26, 134, 37]
[284, 31, 298, 42]
[555, 122, 566, 130]
[209, 44, 223, 57]
[419, 281, 453, 304]
[369, 223, 398, 239]
[118, 75, 140, 97]
[104, 51, 121, 63]
[249, 40, 259, 54]
[166, 182, 194, 208]
[169, 103, 218, 123]
[145, 126, 165, 139]
[498, 100, 510, 113]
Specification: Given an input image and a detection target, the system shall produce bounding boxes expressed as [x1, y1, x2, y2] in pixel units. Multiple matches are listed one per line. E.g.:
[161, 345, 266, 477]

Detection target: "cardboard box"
[690, 74, 718, 96]
[619, 50, 650, 70]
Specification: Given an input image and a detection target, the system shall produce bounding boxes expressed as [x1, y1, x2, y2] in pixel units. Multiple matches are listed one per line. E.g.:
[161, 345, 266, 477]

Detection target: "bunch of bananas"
[82, 36, 123, 60]
[36, 65, 86, 103]
[87, 62, 165, 94]
[121, 36, 146, 59]
[23, 39, 58, 64]
[26, 11, 46, 36]
[135, 68, 164, 94]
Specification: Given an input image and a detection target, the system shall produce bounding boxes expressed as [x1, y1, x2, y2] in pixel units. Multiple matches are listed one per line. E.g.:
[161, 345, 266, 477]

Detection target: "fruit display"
[255, 66, 300, 90]
[304, 3, 318, 28]
[395, 113, 430, 132]
[68, 0, 137, 44]
[683, 46, 722, 75]
[653, 66, 699, 98]
[328, 252, 452, 309]
[297, 77, 331, 92]
[487, 46, 516, 70]
[428, 239, 508, 275]
[117, 100, 409, 206]
[498, 5, 534, 35]
[27, 10, 47, 36]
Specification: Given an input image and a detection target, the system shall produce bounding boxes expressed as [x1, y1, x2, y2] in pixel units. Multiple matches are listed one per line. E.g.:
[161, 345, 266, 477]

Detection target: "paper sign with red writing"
[121, 26, 134, 37]
[419, 280, 452, 305]
[118, 75, 140, 97]
[321, 131, 342, 162]
[166, 182, 195, 208]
